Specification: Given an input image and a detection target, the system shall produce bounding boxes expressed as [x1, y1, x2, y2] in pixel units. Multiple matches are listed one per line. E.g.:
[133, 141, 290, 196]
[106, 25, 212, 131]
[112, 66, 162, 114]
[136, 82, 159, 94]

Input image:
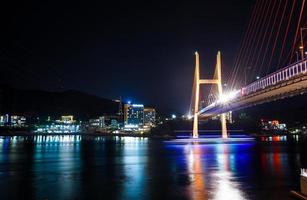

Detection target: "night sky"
[4, 0, 254, 114]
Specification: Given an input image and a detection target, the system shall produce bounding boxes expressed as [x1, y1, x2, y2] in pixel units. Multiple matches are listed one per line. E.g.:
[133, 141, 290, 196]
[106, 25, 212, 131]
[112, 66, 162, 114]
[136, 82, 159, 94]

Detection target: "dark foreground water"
[0, 135, 306, 200]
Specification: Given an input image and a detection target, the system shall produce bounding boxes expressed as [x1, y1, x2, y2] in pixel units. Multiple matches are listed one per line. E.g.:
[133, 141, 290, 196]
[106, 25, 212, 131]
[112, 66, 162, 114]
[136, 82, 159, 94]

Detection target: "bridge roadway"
[199, 59, 307, 117]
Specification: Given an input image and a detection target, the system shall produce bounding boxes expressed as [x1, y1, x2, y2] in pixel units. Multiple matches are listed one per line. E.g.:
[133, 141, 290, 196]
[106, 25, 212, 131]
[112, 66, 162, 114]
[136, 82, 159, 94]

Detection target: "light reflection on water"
[0, 135, 304, 200]
[180, 143, 249, 200]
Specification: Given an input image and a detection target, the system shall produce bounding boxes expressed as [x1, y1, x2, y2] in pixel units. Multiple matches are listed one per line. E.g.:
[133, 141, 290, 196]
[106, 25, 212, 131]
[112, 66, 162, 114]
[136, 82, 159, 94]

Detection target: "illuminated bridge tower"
[192, 51, 227, 139]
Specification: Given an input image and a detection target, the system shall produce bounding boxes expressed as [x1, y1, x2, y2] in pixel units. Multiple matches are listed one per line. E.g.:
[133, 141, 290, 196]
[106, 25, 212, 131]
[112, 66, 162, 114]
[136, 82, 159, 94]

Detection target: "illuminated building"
[110, 119, 119, 129]
[144, 108, 156, 126]
[57, 115, 75, 124]
[261, 119, 287, 131]
[114, 97, 123, 122]
[225, 111, 233, 124]
[34, 115, 80, 133]
[10, 115, 26, 127]
[35, 124, 80, 133]
[124, 103, 144, 125]
[89, 117, 105, 128]
[0, 114, 9, 126]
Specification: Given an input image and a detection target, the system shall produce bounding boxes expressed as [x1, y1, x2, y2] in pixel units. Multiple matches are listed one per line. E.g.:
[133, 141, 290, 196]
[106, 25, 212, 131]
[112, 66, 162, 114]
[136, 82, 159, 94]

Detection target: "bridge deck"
[201, 68, 307, 117]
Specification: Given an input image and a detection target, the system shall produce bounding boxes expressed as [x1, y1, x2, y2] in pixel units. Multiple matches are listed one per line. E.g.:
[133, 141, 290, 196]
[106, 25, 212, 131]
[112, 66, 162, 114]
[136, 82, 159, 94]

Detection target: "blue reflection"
[165, 142, 254, 199]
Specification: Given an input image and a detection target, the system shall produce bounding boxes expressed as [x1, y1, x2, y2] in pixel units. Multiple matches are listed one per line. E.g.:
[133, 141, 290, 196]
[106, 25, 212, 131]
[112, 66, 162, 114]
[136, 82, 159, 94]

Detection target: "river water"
[0, 135, 305, 200]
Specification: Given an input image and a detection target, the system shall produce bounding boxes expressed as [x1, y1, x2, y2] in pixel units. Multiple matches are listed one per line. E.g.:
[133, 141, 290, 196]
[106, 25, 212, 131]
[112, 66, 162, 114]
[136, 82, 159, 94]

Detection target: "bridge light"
[218, 90, 239, 104]
[256, 76, 260, 80]
[171, 114, 176, 119]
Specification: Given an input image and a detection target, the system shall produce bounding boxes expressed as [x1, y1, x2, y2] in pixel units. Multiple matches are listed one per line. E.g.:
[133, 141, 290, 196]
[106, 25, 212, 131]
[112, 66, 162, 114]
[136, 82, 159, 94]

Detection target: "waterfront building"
[114, 97, 123, 122]
[89, 116, 105, 128]
[124, 103, 144, 125]
[110, 119, 119, 129]
[144, 107, 156, 126]
[57, 115, 75, 124]
[225, 111, 233, 124]
[0, 114, 9, 126]
[261, 119, 287, 131]
[35, 124, 80, 133]
[35, 115, 80, 133]
[10, 115, 26, 127]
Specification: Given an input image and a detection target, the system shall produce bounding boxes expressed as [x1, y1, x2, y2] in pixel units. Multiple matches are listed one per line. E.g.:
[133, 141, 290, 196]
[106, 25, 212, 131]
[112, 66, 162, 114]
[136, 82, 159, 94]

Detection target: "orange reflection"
[186, 143, 208, 200]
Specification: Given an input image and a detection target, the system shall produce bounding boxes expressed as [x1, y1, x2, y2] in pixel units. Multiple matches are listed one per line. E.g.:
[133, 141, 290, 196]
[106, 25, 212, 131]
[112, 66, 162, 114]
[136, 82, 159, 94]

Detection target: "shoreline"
[0, 131, 304, 141]
[0, 132, 175, 139]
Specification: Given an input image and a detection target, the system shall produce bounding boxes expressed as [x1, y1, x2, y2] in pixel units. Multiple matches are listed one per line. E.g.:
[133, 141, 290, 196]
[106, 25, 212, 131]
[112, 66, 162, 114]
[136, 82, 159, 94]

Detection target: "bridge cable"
[277, 0, 297, 67]
[247, 0, 275, 79]
[267, 0, 289, 73]
[289, 0, 306, 64]
[230, 0, 266, 89]
[228, 0, 261, 89]
[251, 0, 279, 79]
[230, 0, 265, 89]
[235, 0, 271, 87]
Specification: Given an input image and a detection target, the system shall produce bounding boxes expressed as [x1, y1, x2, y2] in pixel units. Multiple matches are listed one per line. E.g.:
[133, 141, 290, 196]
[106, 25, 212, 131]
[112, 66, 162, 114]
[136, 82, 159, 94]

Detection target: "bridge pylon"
[192, 51, 228, 139]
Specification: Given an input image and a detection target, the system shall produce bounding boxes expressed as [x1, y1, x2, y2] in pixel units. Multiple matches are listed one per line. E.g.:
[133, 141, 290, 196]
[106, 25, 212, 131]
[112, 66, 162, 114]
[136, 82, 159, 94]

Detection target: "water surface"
[0, 135, 305, 199]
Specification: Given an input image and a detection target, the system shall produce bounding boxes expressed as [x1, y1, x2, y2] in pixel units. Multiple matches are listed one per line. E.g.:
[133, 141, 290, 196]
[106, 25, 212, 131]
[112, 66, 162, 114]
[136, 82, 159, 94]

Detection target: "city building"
[124, 103, 144, 126]
[0, 114, 9, 126]
[261, 119, 287, 131]
[114, 97, 123, 123]
[225, 111, 233, 124]
[10, 115, 27, 127]
[110, 119, 119, 129]
[144, 108, 156, 126]
[35, 115, 80, 133]
[35, 124, 80, 133]
[57, 115, 75, 124]
[89, 116, 105, 128]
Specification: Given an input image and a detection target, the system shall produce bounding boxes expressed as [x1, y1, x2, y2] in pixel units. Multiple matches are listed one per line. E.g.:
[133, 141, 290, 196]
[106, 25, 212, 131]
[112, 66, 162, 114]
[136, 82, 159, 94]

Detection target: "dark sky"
[4, 0, 254, 114]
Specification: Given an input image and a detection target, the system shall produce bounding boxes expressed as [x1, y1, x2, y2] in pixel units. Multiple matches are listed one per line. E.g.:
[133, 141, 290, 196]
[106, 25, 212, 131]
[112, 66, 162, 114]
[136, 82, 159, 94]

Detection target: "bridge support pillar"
[221, 113, 227, 139]
[192, 51, 228, 139]
[193, 52, 200, 139]
[216, 52, 228, 139]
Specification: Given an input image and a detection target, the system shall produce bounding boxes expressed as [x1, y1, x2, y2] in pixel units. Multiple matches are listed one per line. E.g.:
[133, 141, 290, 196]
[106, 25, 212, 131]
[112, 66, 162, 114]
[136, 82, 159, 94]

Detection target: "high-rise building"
[114, 97, 123, 123]
[144, 108, 156, 126]
[124, 103, 144, 125]
[89, 116, 105, 128]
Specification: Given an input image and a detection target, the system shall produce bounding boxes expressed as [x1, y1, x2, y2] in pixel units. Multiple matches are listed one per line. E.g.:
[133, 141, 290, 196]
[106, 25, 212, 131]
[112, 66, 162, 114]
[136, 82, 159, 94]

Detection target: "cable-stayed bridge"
[189, 0, 306, 139]
[199, 58, 307, 117]
[190, 54, 307, 139]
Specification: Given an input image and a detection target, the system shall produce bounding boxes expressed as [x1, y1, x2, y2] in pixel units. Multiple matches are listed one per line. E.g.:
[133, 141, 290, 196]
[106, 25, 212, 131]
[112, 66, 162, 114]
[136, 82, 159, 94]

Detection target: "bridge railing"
[242, 59, 307, 95]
